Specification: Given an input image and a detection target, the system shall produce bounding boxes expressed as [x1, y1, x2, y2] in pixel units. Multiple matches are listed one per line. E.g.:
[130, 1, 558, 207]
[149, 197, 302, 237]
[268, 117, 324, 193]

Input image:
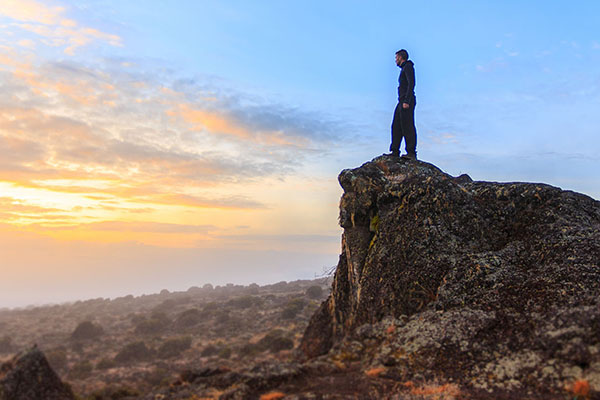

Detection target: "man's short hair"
[396, 49, 409, 60]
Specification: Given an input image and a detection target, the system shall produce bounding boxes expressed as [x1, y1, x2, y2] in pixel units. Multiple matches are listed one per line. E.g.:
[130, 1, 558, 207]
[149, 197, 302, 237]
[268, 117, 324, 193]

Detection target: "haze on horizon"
[1, 0, 599, 308]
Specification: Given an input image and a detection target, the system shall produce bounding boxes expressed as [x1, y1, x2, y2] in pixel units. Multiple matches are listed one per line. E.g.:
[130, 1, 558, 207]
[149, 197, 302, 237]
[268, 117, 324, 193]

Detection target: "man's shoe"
[385, 151, 400, 157]
[401, 152, 417, 160]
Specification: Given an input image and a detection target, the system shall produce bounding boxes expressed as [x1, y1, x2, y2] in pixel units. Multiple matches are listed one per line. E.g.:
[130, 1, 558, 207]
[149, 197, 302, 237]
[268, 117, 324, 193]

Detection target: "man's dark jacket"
[398, 60, 416, 105]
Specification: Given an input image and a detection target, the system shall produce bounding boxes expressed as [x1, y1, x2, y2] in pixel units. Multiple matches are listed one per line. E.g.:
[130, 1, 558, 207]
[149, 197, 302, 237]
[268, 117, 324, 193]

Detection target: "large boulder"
[0, 347, 75, 400]
[299, 155, 600, 396]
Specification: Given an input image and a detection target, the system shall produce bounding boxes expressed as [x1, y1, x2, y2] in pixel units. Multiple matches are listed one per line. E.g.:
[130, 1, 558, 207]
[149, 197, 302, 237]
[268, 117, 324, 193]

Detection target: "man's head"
[395, 49, 409, 66]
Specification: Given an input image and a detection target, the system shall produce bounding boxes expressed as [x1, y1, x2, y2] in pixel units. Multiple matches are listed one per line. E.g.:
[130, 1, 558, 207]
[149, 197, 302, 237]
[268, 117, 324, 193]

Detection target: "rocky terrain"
[2, 155, 600, 399]
[0, 278, 330, 399]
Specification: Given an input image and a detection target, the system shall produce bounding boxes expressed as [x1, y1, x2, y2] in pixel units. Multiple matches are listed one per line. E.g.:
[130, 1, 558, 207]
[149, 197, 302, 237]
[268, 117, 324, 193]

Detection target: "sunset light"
[1, 0, 599, 308]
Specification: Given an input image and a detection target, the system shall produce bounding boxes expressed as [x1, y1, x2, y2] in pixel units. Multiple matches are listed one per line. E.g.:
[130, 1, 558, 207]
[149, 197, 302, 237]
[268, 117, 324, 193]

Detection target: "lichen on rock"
[299, 155, 600, 397]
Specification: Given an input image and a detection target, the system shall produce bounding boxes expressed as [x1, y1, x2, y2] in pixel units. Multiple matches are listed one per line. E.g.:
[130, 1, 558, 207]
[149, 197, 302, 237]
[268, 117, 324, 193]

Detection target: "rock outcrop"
[0, 346, 75, 400]
[300, 155, 600, 397]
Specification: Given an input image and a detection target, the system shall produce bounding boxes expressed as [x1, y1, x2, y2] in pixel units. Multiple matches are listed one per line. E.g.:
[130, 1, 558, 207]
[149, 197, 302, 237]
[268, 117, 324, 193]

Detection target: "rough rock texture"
[0, 347, 75, 400]
[299, 155, 600, 397]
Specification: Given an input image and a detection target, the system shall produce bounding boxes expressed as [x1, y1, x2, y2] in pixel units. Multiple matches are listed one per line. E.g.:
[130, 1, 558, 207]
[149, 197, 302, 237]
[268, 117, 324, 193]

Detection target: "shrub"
[135, 318, 167, 335]
[203, 302, 219, 312]
[114, 341, 154, 364]
[71, 321, 104, 340]
[281, 298, 307, 319]
[217, 346, 231, 359]
[0, 336, 13, 353]
[174, 309, 202, 328]
[247, 283, 260, 295]
[305, 285, 323, 300]
[157, 337, 192, 359]
[256, 329, 294, 353]
[70, 341, 84, 354]
[45, 347, 68, 371]
[129, 313, 146, 325]
[96, 357, 117, 370]
[227, 295, 255, 309]
[201, 344, 219, 357]
[237, 342, 261, 358]
[144, 367, 172, 387]
[68, 360, 93, 380]
[88, 386, 139, 399]
[215, 310, 230, 325]
[153, 296, 192, 312]
[150, 311, 171, 324]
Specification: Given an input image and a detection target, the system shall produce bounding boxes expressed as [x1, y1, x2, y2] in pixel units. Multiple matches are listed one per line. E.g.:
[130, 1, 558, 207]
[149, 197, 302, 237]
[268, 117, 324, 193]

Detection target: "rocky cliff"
[300, 155, 600, 397]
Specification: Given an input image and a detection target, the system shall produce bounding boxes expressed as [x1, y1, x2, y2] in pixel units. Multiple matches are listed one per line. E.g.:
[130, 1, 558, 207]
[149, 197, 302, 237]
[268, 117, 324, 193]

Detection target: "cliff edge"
[299, 155, 600, 396]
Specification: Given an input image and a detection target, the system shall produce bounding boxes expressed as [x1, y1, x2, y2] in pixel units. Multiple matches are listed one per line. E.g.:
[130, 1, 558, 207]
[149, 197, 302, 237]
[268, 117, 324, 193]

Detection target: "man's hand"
[402, 103, 409, 109]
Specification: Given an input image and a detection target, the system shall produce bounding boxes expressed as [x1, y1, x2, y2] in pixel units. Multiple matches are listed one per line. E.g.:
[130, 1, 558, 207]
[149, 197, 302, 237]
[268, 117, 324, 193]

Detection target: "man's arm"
[402, 62, 415, 108]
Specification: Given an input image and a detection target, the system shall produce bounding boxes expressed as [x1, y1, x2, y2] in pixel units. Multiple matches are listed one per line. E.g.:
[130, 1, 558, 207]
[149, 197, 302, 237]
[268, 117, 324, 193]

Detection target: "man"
[389, 49, 417, 159]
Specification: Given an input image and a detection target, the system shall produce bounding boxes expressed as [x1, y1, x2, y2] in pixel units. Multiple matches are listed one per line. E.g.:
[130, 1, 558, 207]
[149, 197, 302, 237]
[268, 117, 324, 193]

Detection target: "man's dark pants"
[390, 102, 417, 155]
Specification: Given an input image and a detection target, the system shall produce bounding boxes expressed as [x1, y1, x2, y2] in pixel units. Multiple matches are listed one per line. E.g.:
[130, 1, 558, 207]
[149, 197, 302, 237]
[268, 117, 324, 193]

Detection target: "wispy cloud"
[0, 0, 122, 54]
[40, 220, 217, 234]
[0, 36, 341, 244]
[0, 0, 64, 25]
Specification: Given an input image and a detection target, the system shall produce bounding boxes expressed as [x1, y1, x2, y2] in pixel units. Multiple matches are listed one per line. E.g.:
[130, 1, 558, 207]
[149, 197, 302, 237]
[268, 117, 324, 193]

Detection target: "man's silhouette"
[389, 49, 417, 159]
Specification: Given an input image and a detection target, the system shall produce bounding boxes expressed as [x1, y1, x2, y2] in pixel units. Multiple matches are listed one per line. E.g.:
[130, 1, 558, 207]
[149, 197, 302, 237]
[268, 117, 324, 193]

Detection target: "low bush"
[281, 298, 307, 319]
[227, 295, 264, 309]
[0, 336, 13, 353]
[256, 329, 294, 353]
[218, 346, 232, 359]
[201, 344, 219, 357]
[45, 347, 68, 371]
[87, 386, 140, 400]
[157, 336, 192, 359]
[114, 341, 154, 364]
[305, 285, 324, 300]
[174, 309, 202, 328]
[67, 360, 93, 380]
[71, 321, 104, 340]
[96, 357, 117, 370]
[135, 318, 167, 335]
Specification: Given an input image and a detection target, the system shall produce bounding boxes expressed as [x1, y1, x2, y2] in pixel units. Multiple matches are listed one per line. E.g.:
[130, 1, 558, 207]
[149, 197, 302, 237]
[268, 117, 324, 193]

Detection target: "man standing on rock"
[389, 49, 417, 159]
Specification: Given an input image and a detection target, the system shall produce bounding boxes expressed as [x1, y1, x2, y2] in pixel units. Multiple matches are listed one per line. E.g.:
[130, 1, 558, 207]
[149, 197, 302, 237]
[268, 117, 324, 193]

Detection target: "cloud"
[0, 38, 345, 249]
[42, 220, 217, 234]
[0, 197, 64, 214]
[426, 132, 459, 145]
[0, 0, 63, 25]
[218, 233, 339, 243]
[0, 0, 122, 55]
[17, 38, 35, 48]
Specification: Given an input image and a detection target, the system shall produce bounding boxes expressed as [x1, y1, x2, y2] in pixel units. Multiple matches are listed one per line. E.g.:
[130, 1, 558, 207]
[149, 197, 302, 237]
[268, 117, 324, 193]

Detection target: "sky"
[1, 0, 599, 308]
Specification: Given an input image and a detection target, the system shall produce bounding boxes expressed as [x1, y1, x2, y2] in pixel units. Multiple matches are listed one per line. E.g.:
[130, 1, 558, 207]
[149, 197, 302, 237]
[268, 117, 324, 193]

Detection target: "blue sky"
[0, 0, 599, 306]
[79, 0, 600, 190]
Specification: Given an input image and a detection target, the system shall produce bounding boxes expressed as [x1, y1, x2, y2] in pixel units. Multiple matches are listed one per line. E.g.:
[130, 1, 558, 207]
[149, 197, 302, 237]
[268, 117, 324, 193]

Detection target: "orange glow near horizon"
[0, 3, 343, 310]
[0, 42, 340, 253]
